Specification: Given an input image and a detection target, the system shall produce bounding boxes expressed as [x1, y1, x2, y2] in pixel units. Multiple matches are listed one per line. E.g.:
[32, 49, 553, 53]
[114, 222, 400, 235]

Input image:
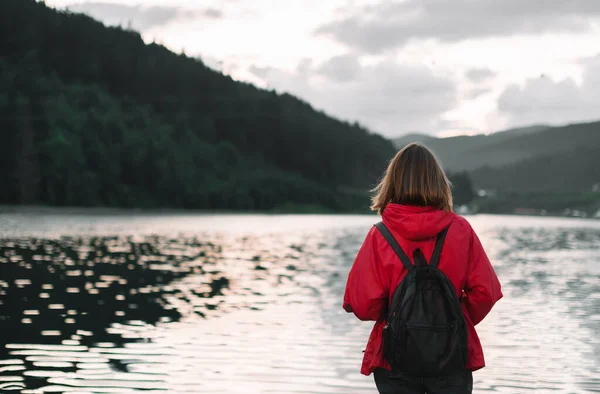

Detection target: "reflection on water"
[0, 212, 599, 393]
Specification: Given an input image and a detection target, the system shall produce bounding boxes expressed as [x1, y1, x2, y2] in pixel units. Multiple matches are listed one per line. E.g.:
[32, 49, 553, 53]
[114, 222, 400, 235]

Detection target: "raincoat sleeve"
[342, 227, 387, 321]
[463, 228, 503, 326]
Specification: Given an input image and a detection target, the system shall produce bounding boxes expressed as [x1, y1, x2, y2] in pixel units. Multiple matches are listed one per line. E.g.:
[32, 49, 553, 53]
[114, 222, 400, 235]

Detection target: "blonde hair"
[371, 143, 453, 214]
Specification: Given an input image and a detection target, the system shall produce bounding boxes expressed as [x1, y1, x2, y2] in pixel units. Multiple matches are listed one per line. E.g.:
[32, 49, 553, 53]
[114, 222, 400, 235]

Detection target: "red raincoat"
[343, 204, 503, 376]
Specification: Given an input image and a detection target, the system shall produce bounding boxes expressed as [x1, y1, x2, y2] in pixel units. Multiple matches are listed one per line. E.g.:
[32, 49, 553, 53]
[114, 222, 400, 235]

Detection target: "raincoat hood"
[381, 203, 454, 241]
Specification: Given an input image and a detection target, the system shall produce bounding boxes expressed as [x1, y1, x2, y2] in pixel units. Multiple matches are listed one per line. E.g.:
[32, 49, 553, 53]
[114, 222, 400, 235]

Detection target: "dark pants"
[374, 368, 473, 394]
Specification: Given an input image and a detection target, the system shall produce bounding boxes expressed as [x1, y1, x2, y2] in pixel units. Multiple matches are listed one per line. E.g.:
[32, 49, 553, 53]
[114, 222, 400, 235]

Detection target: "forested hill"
[0, 0, 395, 211]
[393, 123, 599, 173]
[392, 122, 600, 215]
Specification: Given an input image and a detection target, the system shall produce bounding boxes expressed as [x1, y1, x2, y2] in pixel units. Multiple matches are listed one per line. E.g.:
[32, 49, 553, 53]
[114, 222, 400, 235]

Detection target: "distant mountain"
[471, 143, 600, 193]
[392, 121, 600, 212]
[498, 125, 550, 137]
[393, 125, 550, 154]
[470, 143, 600, 214]
[453, 121, 599, 172]
[392, 133, 433, 148]
[392, 122, 598, 172]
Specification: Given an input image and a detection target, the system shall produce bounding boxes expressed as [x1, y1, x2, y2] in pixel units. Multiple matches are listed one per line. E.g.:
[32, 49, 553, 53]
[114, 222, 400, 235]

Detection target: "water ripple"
[0, 213, 599, 393]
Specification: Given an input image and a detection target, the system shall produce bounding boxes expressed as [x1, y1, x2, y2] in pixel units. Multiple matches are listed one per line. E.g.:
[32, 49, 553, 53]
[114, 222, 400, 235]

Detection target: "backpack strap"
[430, 226, 450, 268]
[374, 222, 414, 272]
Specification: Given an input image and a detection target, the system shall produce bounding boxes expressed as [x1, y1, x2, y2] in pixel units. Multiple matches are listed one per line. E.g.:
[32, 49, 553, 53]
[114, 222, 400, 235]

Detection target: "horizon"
[394, 123, 549, 140]
[46, 0, 600, 138]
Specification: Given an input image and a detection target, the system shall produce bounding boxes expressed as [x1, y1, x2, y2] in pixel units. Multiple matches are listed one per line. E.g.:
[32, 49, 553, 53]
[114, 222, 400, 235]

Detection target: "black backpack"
[375, 222, 468, 378]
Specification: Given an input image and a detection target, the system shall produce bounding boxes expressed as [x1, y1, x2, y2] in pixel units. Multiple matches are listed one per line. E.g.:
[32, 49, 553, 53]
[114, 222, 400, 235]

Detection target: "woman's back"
[342, 143, 502, 394]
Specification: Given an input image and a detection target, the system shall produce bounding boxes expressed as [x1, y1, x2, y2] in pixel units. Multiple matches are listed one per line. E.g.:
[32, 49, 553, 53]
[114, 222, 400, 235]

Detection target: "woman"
[343, 143, 502, 394]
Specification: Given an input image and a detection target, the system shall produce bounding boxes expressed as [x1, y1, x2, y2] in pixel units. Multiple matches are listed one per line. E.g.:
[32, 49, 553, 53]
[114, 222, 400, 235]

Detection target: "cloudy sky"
[47, 0, 600, 138]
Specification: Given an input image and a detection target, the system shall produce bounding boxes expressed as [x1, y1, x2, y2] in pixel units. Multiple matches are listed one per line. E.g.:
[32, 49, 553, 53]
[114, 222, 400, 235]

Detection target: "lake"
[0, 210, 599, 393]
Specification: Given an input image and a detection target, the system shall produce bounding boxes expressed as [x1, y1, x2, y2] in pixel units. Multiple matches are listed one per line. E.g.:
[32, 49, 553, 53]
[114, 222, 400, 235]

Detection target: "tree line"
[0, 0, 399, 212]
[0, 0, 478, 212]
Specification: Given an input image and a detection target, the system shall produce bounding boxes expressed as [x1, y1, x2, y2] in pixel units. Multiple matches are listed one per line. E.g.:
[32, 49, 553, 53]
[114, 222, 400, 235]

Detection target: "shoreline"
[0, 204, 365, 216]
[0, 204, 598, 220]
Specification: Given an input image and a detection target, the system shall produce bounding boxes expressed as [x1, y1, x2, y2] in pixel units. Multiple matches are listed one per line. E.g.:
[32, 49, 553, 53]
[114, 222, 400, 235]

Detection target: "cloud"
[466, 87, 491, 100]
[315, 54, 362, 82]
[66, 2, 221, 31]
[249, 55, 457, 137]
[497, 54, 600, 126]
[203, 8, 223, 19]
[465, 68, 496, 83]
[317, 0, 600, 53]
